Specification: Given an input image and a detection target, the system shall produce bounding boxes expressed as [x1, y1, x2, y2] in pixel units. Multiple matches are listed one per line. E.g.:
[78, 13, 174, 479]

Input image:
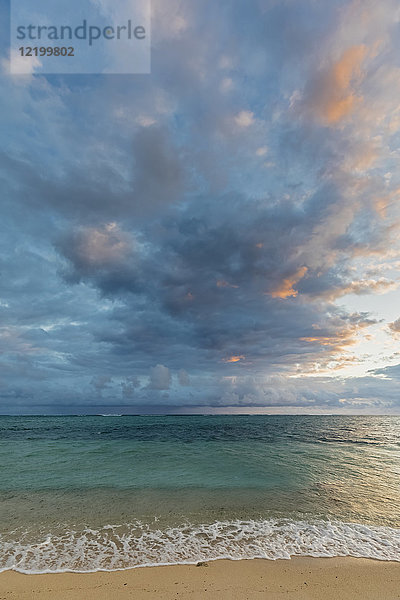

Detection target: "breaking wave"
[1, 518, 399, 574]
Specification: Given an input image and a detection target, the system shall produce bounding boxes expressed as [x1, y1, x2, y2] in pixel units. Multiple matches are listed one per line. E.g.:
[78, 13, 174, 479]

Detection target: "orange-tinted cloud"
[223, 355, 245, 363]
[269, 266, 308, 299]
[306, 45, 368, 125]
[344, 140, 379, 171]
[374, 187, 400, 218]
[300, 313, 375, 357]
[301, 335, 356, 348]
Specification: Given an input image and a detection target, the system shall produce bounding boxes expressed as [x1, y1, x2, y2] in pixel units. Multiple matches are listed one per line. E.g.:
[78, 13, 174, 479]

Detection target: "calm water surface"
[0, 415, 399, 571]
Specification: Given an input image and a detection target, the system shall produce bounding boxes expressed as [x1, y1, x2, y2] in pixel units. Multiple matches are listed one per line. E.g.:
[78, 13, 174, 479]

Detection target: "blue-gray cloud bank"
[1, 0, 400, 414]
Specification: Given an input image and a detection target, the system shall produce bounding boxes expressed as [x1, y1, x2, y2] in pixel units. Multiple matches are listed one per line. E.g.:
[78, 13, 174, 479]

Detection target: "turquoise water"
[0, 415, 399, 571]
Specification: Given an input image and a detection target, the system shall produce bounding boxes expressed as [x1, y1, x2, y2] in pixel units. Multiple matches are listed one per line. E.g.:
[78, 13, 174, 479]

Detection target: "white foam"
[1, 519, 399, 574]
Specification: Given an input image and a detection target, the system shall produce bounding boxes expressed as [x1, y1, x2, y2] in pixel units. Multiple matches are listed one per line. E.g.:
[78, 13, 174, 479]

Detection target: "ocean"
[0, 415, 399, 572]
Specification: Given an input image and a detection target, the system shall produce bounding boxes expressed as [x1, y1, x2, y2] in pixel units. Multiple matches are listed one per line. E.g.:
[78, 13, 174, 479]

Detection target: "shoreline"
[1, 557, 399, 599]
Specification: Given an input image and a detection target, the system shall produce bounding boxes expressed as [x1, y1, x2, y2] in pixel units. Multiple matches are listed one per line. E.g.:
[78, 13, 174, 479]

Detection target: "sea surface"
[0, 415, 399, 572]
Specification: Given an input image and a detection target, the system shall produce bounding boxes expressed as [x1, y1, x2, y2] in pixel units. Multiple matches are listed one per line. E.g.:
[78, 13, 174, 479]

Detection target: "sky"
[1, 0, 400, 414]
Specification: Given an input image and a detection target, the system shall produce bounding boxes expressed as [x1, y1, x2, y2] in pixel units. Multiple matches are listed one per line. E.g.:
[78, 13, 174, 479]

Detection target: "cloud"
[256, 146, 268, 157]
[306, 277, 399, 301]
[269, 266, 308, 299]
[60, 223, 132, 270]
[91, 375, 112, 395]
[1, 0, 400, 414]
[234, 110, 255, 128]
[302, 44, 368, 125]
[2, 50, 42, 77]
[178, 369, 190, 385]
[222, 355, 246, 364]
[132, 125, 185, 213]
[388, 319, 400, 334]
[121, 376, 140, 398]
[148, 364, 171, 390]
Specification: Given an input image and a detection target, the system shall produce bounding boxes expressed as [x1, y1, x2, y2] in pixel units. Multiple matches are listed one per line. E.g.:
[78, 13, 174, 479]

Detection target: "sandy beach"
[1, 557, 399, 600]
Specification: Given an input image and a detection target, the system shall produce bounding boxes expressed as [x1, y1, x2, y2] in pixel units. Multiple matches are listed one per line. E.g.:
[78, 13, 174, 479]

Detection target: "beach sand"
[1, 557, 399, 599]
